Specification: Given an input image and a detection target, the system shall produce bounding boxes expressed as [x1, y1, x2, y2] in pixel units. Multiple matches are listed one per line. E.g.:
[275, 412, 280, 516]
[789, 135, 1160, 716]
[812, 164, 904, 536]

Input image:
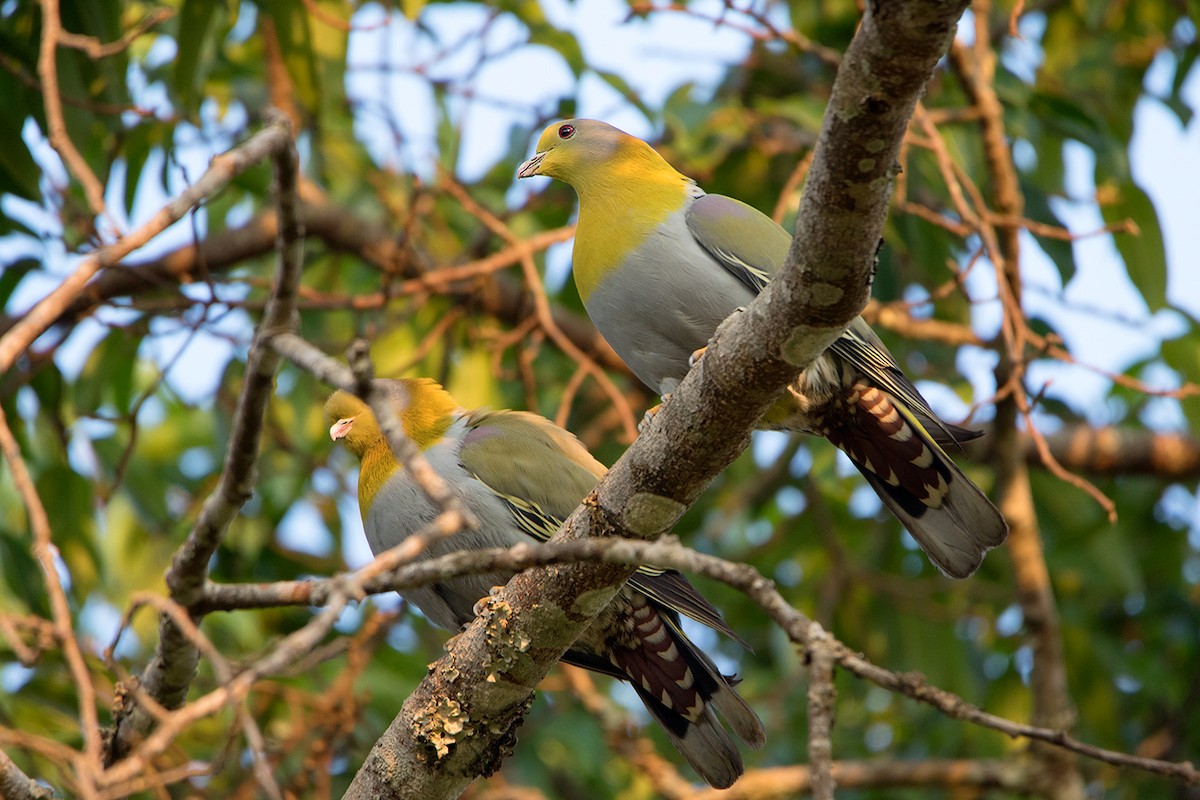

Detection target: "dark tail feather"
[605, 594, 764, 788]
[859, 460, 1007, 578]
[665, 617, 764, 750]
[628, 569, 752, 649]
[916, 412, 985, 449]
[634, 685, 743, 789]
[824, 382, 1008, 578]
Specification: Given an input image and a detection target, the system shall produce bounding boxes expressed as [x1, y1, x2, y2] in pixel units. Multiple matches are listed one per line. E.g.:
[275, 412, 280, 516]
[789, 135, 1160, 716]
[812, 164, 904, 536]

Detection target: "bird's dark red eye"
[558, 124, 575, 139]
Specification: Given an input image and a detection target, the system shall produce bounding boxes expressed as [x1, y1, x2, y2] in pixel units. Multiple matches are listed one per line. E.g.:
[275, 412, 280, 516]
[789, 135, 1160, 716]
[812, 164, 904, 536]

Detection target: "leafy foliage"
[0, 0, 1197, 797]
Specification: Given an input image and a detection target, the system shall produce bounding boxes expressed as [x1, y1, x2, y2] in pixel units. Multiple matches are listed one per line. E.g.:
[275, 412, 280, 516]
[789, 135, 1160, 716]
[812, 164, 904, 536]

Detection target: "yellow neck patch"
[328, 379, 458, 517]
[357, 442, 398, 516]
[568, 143, 691, 298]
[398, 378, 456, 448]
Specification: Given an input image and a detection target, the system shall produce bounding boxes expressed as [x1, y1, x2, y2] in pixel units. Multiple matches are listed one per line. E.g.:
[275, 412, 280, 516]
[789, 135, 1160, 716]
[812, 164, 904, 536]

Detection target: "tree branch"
[0, 747, 54, 800]
[339, 2, 970, 796]
[952, 7, 1083, 794]
[0, 119, 295, 375]
[0, 201, 621, 379]
[195, 536, 1200, 787]
[105, 113, 301, 764]
[36, 0, 109, 222]
[690, 758, 1030, 799]
[806, 649, 837, 800]
[0, 390, 103, 795]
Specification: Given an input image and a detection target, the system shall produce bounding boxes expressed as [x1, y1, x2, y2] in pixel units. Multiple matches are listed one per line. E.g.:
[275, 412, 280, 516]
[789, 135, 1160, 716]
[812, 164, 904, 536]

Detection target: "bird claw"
[638, 394, 671, 434]
[472, 585, 508, 617]
[688, 308, 744, 369]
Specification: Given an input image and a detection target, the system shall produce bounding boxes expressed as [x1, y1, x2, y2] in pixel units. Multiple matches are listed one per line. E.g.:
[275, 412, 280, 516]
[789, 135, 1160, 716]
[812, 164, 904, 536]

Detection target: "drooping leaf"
[260, 0, 321, 113]
[173, 0, 223, 116]
[1020, 180, 1077, 285]
[1095, 174, 1169, 311]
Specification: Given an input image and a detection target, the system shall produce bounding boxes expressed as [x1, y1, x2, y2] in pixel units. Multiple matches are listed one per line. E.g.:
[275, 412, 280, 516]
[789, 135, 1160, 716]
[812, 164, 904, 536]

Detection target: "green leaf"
[0, 112, 40, 201]
[0, 56, 40, 200]
[34, 464, 102, 599]
[74, 329, 139, 416]
[1028, 91, 1107, 151]
[527, 24, 584, 77]
[591, 69, 652, 121]
[0, 260, 37, 307]
[120, 123, 156, 214]
[261, 0, 321, 113]
[1096, 174, 1169, 311]
[1021, 181, 1077, 285]
[0, 527, 49, 617]
[173, 0, 222, 114]
[1166, 46, 1197, 127]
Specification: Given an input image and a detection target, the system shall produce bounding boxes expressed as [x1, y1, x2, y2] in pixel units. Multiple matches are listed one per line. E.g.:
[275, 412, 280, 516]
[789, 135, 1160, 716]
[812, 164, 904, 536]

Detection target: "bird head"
[517, 119, 679, 190]
[324, 390, 378, 458]
[324, 378, 457, 459]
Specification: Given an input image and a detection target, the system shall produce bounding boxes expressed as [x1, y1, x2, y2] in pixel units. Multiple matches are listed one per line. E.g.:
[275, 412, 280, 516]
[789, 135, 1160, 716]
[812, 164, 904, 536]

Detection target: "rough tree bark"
[342, 1, 971, 797]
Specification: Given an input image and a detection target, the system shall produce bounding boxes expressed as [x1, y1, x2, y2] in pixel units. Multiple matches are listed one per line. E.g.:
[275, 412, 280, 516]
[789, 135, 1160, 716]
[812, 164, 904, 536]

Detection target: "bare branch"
[105, 114, 302, 764]
[806, 648, 837, 800]
[56, 7, 175, 58]
[438, 173, 639, 439]
[951, 7, 1084, 794]
[270, 332, 475, 525]
[691, 759, 1030, 799]
[0, 747, 55, 800]
[36, 0, 109, 221]
[100, 511, 467, 794]
[336, 5, 974, 795]
[197, 536, 1200, 787]
[1034, 426, 1200, 478]
[0, 118, 296, 374]
[0, 200, 625, 384]
[0, 397, 102, 793]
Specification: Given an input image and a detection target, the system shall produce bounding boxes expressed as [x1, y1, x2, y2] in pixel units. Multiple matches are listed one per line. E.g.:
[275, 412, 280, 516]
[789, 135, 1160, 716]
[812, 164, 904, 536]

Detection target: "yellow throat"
[538, 130, 692, 299]
[326, 379, 457, 516]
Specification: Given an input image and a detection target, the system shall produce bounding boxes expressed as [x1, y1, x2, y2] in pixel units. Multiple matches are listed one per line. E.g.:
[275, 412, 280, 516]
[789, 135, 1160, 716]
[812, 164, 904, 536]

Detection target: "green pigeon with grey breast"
[518, 119, 1008, 578]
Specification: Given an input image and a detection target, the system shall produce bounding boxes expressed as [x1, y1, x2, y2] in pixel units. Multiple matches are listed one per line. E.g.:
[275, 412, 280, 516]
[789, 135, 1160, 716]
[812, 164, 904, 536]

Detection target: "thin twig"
[190, 536, 1197, 785]
[37, 0, 109, 221]
[166, 112, 302, 606]
[270, 333, 475, 525]
[0, 401, 103, 793]
[951, 11, 1083, 793]
[56, 7, 175, 58]
[438, 173, 640, 442]
[105, 114, 301, 764]
[0, 119, 295, 373]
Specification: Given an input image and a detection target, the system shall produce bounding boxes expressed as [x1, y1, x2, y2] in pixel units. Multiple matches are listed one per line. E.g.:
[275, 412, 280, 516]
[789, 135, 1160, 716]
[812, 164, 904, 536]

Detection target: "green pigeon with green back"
[325, 378, 763, 788]
[518, 119, 1008, 578]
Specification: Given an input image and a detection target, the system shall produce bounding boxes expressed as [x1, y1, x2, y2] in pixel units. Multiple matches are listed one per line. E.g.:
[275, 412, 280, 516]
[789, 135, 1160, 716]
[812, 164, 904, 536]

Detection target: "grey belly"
[587, 259, 753, 394]
[367, 472, 526, 631]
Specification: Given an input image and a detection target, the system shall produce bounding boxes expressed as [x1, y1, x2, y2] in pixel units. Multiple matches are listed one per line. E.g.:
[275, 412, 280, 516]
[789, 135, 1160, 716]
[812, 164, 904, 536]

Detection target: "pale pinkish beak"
[516, 152, 545, 179]
[329, 416, 356, 441]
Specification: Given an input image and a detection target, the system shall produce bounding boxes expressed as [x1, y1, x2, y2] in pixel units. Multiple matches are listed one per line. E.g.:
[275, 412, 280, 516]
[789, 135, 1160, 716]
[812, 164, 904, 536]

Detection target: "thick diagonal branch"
[341, 2, 970, 797]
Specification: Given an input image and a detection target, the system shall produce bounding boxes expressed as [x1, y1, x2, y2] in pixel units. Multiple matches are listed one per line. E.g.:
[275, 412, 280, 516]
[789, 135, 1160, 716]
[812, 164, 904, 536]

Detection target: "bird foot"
[688, 307, 744, 369]
[638, 394, 671, 434]
[472, 585, 508, 617]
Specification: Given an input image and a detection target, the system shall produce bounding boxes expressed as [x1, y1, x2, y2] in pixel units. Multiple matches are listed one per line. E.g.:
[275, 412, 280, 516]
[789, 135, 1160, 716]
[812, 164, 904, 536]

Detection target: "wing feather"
[461, 419, 746, 647]
[685, 193, 790, 295]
